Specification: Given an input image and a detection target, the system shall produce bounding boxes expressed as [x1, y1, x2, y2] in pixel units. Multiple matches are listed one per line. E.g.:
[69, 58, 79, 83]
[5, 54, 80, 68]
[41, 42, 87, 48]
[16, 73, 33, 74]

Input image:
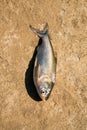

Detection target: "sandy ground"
[0, 0, 87, 130]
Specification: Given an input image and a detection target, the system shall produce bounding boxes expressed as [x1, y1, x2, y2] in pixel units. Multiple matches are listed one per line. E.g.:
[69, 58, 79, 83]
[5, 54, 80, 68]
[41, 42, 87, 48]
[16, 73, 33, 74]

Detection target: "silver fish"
[30, 23, 57, 101]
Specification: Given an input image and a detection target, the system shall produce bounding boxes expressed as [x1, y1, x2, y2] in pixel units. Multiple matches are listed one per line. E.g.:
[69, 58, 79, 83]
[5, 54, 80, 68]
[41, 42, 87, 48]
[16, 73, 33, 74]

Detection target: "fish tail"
[29, 23, 48, 37]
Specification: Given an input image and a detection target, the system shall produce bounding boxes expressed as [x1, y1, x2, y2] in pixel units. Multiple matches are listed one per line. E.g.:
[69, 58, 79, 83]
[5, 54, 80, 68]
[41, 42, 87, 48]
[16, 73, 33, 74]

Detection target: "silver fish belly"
[30, 23, 57, 101]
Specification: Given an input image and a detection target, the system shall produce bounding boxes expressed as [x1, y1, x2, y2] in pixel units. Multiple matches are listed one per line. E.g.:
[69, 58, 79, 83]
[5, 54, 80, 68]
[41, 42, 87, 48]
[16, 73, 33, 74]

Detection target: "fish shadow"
[25, 39, 42, 101]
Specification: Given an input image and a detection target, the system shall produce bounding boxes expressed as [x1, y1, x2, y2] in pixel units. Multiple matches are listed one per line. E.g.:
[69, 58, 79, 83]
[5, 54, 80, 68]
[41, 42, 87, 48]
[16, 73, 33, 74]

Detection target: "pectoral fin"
[34, 57, 37, 67]
[37, 65, 41, 78]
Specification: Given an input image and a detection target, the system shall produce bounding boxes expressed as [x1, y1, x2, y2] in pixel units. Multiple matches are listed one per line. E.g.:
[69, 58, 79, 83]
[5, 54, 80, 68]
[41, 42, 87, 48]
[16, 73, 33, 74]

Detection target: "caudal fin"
[29, 23, 49, 37]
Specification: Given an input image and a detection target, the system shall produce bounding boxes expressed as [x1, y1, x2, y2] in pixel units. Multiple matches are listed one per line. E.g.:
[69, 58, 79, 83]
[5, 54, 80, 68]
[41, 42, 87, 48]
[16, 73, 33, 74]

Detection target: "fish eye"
[40, 82, 51, 96]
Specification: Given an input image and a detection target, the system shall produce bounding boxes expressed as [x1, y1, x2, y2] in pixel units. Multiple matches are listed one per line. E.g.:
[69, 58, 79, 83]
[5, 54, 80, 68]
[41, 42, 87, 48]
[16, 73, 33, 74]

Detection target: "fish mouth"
[39, 90, 51, 101]
[40, 84, 54, 101]
[37, 82, 52, 101]
[40, 95, 49, 101]
[40, 94, 50, 101]
[37, 89, 49, 101]
[41, 96, 46, 101]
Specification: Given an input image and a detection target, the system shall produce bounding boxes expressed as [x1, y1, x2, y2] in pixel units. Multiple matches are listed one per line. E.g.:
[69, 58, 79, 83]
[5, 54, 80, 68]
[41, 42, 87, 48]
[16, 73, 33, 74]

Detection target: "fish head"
[39, 82, 52, 101]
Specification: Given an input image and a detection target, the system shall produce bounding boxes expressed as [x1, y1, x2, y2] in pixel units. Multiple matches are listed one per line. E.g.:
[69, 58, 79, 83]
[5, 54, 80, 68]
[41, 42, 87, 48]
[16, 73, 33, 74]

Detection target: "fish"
[30, 23, 57, 101]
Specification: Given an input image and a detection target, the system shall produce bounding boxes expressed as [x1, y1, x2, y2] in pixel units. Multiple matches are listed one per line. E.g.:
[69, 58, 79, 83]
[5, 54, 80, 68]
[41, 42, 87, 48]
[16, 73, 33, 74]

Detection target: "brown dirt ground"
[0, 0, 87, 130]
